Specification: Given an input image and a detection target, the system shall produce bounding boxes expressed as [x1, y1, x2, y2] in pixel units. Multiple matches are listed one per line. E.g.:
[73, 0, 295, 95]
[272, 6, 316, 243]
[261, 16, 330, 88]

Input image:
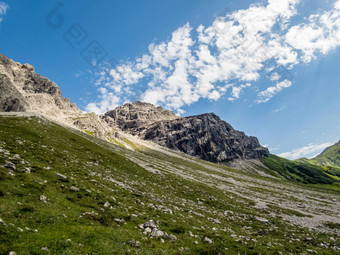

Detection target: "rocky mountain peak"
[103, 101, 178, 131]
[104, 104, 269, 163]
[140, 112, 269, 163]
[0, 53, 80, 118]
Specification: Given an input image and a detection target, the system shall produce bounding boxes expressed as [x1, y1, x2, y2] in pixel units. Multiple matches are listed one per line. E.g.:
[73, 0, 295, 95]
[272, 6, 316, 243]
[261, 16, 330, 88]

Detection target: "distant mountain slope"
[296, 141, 340, 180]
[310, 140, 340, 168]
[260, 155, 335, 184]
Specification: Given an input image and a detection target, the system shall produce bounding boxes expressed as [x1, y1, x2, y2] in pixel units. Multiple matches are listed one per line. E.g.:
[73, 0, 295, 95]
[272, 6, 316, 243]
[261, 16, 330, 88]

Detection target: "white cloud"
[285, 0, 340, 62]
[0, 2, 9, 22]
[87, 0, 340, 113]
[228, 83, 251, 101]
[85, 87, 120, 114]
[257, 80, 292, 103]
[268, 144, 281, 152]
[278, 142, 333, 160]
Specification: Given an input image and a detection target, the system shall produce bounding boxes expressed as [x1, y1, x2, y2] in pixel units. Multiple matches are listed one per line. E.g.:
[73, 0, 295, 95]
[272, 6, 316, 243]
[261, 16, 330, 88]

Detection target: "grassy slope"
[296, 142, 340, 180]
[311, 141, 340, 167]
[0, 116, 339, 254]
[260, 155, 337, 184]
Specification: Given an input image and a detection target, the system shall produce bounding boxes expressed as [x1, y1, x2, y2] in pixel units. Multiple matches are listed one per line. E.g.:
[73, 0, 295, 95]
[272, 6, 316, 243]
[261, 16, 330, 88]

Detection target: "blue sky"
[0, 0, 339, 159]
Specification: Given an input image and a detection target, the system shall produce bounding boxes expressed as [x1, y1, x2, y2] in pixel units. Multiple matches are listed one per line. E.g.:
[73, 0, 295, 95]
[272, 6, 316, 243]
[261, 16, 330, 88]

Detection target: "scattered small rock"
[130, 240, 141, 248]
[70, 186, 80, 192]
[143, 220, 157, 229]
[0, 218, 6, 225]
[56, 173, 67, 179]
[8, 171, 15, 176]
[79, 211, 99, 218]
[144, 227, 152, 233]
[211, 218, 221, 224]
[255, 216, 269, 223]
[40, 195, 48, 203]
[114, 218, 125, 224]
[150, 228, 164, 238]
[203, 237, 213, 244]
[306, 249, 317, 254]
[103, 201, 110, 208]
[5, 162, 16, 171]
[168, 234, 177, 241]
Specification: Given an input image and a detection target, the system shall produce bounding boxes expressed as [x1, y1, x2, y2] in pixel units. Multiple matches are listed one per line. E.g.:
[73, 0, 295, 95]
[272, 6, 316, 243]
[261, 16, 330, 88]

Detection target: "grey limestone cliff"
[104, 103, 270, 163]
[0, 53, 80, 118]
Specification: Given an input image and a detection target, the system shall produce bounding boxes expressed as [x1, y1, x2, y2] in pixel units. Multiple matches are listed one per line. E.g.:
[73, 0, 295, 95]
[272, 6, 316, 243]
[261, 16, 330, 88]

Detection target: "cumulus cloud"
[228, 83, 251, 101]
[257, 80, 292, 103]
[278, 142, 333, 159]
[0, 2, 9, 22]
[286, 2, 340, 63]
[87, 0, 340, 113]
[85, 87, 120, 115]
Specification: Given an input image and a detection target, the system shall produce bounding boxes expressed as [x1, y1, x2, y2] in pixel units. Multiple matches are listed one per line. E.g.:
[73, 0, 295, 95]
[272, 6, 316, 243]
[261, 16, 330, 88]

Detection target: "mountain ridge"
[0, 53, 269, 165]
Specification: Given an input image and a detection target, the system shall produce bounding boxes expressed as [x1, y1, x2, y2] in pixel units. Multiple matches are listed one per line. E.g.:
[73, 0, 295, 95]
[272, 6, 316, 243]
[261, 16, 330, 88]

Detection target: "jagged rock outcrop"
[0, 53, 81, 119]
[0, 74, 28, 112]
[0, 53, 112, 138]
[141, 113, 269, 163]
[104, 103, 269, 163]
[104, 101, 178, 132]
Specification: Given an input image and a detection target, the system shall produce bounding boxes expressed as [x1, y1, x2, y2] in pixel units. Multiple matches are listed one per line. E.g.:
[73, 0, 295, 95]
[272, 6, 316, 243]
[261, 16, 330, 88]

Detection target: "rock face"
[104, 103, 269, 163]
[0, 53, 81, 118]
[104, 101, 178, 132]
[142, 113, 269, 162]
[0, 74, 28, 112]
[0, 53, 112, 138]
